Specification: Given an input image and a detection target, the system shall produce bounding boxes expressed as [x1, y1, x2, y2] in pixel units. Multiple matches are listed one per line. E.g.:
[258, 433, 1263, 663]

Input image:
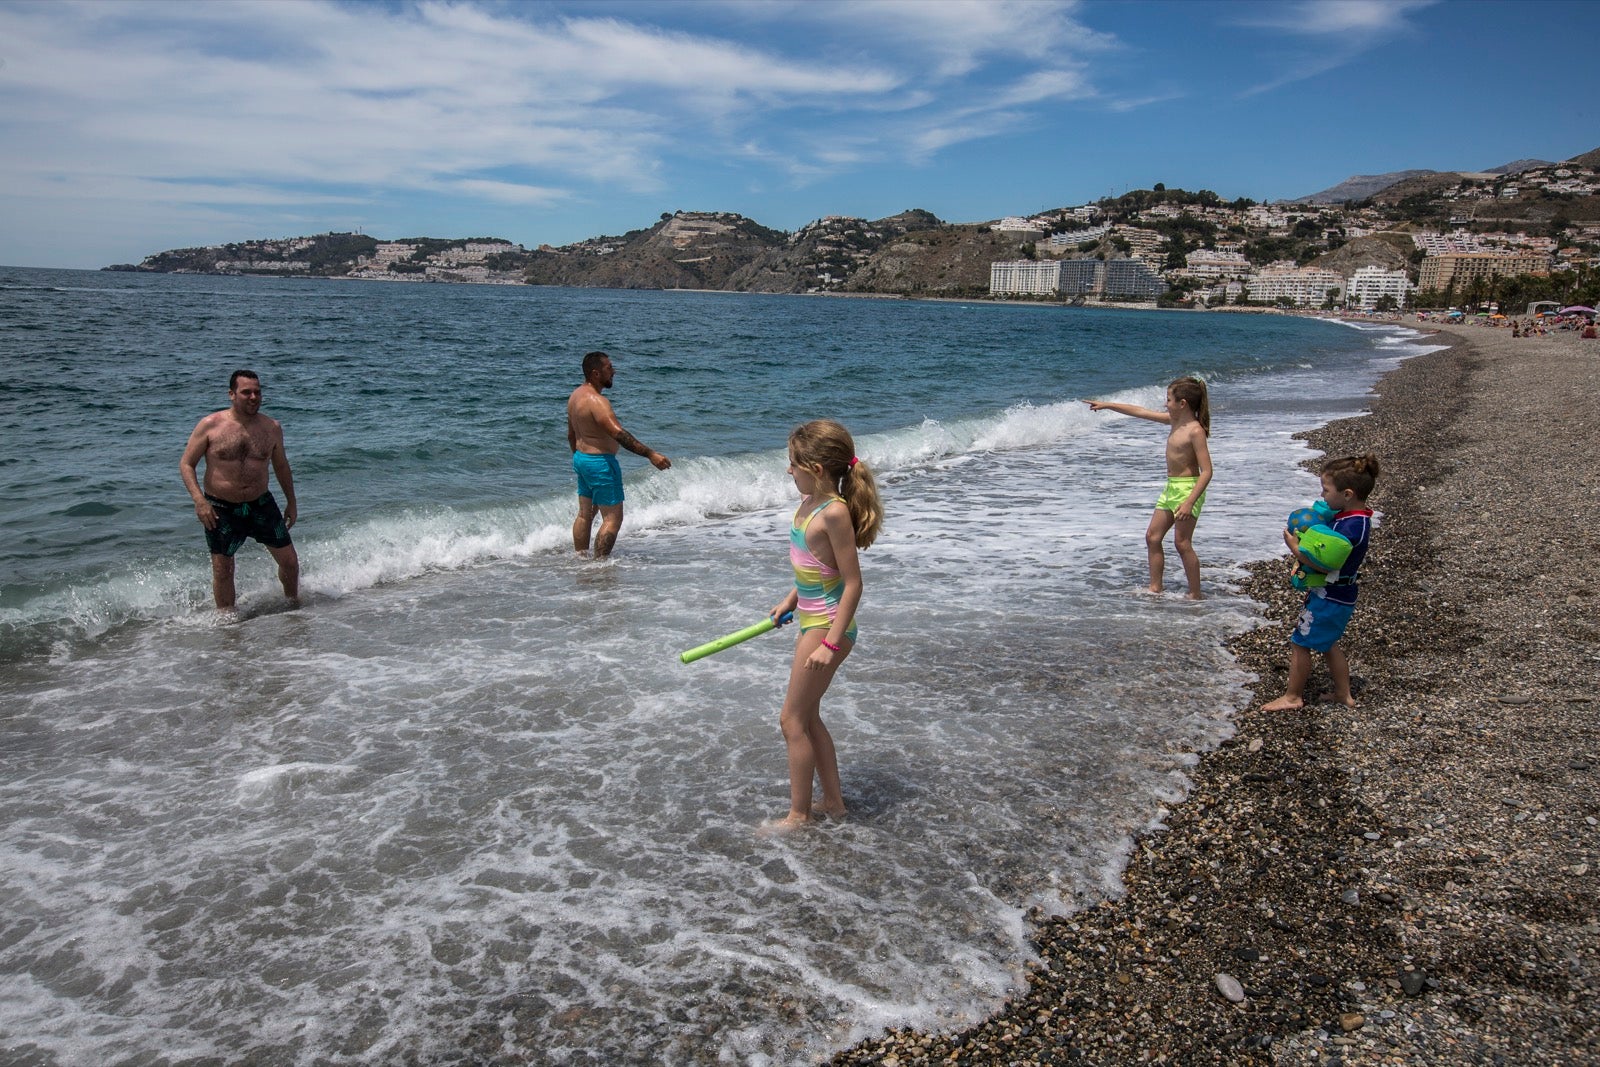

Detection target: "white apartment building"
[1346, 266, 1413, 310]
[1245, 265, 1346, 307]
[1413, 232, 1482, 255]
[1102, 258, 1167, 299]
[991, 260, 1070, 296]
[438, 240, 520, 265]
[989, 259, 1128, 297]
[365, 242, 419, 267]
[1047, 225, 1110, 251]
[996, 217, 1046, 238]
[1116, 227, 1167, 255]
[1184, 249, 1251, 279]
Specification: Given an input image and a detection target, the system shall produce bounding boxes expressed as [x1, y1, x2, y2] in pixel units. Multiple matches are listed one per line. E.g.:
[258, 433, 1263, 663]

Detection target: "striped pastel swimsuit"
[790, 497, 858, 640]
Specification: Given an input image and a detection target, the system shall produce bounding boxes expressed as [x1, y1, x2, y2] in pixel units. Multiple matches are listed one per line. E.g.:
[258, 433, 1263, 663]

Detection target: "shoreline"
[834, 323, 1599, 1063]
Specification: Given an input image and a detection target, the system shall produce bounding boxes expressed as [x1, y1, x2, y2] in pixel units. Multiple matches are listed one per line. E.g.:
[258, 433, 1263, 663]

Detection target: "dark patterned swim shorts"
[204, 493, 292, 557]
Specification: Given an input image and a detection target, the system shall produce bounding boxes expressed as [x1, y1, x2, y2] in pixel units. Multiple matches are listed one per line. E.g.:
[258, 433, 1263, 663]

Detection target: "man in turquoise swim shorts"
[565, 351, 672, 558]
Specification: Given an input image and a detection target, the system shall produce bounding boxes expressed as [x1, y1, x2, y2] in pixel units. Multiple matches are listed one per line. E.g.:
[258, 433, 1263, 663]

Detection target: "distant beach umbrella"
[1560, 305, 1595, 314]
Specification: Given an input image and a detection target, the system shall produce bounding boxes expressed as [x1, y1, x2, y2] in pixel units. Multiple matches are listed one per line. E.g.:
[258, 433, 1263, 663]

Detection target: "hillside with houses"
[111, 147, 1600, 312]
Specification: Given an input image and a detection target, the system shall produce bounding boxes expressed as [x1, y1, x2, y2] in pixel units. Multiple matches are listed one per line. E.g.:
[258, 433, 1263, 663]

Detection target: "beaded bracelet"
[820, 638, 841, 652]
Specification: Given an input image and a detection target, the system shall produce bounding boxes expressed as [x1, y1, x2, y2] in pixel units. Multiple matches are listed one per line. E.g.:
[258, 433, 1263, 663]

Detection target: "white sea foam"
[0, 396, 1185, 647]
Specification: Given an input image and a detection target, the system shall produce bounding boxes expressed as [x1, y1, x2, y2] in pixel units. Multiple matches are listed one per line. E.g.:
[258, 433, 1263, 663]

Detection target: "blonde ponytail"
[788, 419, 884, 549]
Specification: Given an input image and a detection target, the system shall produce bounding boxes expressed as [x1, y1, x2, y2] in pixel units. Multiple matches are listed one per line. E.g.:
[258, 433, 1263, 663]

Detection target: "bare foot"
[811, 805, 847, 821]
[1324, 693, 1358, 708]
[1261, 694, 1304, 712]
[757, 813, 813, 837]
[1183, 591, 1204, 601]
[1145, 584, 1164, 595]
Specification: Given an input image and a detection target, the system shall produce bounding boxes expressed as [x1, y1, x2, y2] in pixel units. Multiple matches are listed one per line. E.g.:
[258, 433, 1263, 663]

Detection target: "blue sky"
[1, 0, 1596, 269]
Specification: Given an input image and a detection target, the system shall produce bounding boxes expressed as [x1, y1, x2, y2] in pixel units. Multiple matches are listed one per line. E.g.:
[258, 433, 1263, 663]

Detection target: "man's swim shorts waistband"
[202, 492, 292, 556]
[205, 492, 276, 511]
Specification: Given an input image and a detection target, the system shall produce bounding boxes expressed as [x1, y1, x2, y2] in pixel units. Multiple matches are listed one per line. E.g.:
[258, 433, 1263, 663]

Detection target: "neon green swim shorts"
[1156, 476, 1205, 517]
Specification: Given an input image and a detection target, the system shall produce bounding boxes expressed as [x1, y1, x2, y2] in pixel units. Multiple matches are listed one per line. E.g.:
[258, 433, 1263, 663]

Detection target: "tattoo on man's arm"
[613, 429, 651, 456]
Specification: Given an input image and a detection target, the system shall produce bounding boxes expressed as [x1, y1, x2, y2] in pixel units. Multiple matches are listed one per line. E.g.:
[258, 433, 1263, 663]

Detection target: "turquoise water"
[0, 268, 1437, 1063]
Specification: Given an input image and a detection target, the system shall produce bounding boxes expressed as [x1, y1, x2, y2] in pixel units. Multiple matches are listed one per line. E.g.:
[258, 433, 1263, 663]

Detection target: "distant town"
[111, 148, 1600, 312]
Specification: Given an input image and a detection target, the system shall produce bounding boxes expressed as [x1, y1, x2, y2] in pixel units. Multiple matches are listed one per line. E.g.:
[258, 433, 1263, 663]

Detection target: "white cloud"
[1229, 0, 1435, 97]
[0, 0, 899, 206]
[985, 68, 1095, 110]
[1239, 0, 1437, 36]
[908, 118, 1019, 160]
[777, 0, 1117, 77]
[450, 179, 569, 207]
[0, 0, 1133, 262]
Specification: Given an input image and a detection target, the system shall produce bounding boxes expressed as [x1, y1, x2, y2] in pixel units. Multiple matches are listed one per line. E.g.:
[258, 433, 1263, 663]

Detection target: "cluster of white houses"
[992, 236, 1560, 309]
[347, 240, 525, 283]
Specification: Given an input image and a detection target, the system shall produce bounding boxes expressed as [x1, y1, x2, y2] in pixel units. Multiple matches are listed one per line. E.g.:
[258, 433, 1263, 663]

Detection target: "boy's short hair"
[1322, 453, 1380, 500]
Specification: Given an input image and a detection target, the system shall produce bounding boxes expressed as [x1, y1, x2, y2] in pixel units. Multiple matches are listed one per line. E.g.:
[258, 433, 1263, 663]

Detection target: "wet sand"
[833, 322, 1600, 1064]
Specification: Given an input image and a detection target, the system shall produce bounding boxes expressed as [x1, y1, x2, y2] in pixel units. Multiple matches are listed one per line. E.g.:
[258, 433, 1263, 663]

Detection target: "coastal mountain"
[724, 209, 1020, 295]
[521, 208, 1085, 296]
[116, 208, 1035, 297]
[1487, 158, 1557, 175]
[519, 212, 786, 290]
[1288, 171, 1439, 205]
[113, 144, 1600, 297]
[1570, 146, 1600, 169]
[122, 232, 380, 275]
[518, 208, 972, 293]
[1290, 153, 1569, 204]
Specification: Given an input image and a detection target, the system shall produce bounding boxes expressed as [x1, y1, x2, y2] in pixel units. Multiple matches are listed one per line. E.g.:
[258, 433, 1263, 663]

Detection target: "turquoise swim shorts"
[573, 451, 624, 507]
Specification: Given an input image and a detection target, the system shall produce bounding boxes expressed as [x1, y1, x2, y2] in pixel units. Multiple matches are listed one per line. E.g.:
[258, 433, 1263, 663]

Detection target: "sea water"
[0, 268, 1441, 1064]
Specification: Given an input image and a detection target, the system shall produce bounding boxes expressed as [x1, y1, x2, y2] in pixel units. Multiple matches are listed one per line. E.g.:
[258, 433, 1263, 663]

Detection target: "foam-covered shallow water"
[0, 270, 1443, 1063]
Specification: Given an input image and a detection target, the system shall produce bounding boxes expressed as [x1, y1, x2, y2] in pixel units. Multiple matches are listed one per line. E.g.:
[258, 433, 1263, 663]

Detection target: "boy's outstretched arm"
[1084, 400, 1171, 424]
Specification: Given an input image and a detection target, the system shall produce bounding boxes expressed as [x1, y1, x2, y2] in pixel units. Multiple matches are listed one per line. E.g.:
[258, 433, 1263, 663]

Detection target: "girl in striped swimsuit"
[762, 420, 883, 834]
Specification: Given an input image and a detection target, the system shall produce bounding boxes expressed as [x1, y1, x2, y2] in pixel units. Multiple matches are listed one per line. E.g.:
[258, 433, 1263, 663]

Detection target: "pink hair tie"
[849, 456, 860, 468]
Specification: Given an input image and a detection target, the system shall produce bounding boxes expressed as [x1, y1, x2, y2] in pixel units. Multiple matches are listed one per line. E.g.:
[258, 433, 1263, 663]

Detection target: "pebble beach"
[833, 321, 1600, 1064]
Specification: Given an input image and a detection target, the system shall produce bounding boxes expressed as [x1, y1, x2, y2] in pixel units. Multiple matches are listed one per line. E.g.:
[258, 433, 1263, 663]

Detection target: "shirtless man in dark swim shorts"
[180, 369, 300, 609]
[566, 351, 671, 558]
